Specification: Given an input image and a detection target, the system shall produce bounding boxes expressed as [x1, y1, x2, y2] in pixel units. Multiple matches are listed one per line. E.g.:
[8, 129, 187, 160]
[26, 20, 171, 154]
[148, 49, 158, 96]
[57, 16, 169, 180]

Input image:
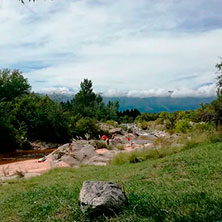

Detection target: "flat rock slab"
[79, 181, 127, 214]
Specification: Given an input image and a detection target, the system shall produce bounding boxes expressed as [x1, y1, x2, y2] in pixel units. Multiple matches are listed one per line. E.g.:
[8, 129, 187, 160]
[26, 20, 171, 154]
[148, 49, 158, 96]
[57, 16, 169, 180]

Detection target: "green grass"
[1, 142, 222, 221]
[111, 146, 183, 165]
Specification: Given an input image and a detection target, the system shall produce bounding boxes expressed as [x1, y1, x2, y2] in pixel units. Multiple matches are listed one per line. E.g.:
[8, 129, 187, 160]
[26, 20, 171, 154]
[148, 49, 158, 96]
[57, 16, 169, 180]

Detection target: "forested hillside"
[42, 94, 215, 113]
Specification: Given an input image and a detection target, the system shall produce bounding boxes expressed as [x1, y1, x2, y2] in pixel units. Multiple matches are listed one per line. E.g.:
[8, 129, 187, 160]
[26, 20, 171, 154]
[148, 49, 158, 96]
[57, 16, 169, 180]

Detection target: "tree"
[0, 69, 31, 102]
[12, 94, 70, 142]
[0, 102, 18, 152]
[71, 79, 103, 117]
[216, 59, 222, 96]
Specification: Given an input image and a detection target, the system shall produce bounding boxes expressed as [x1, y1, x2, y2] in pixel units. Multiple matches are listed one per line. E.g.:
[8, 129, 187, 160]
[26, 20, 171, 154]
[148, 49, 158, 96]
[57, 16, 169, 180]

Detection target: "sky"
[0, 0, 222, 97]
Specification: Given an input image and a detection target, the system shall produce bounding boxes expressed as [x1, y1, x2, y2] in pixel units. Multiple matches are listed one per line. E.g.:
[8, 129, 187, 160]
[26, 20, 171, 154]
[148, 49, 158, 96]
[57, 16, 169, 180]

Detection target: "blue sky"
[0, 0, 222, 97]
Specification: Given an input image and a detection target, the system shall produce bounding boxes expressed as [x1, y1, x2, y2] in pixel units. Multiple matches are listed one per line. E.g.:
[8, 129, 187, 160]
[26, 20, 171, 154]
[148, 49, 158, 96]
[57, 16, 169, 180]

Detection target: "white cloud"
[101, 83, 217, 98]
[0, 0, 222, 97]
[38, 83, 217, 98]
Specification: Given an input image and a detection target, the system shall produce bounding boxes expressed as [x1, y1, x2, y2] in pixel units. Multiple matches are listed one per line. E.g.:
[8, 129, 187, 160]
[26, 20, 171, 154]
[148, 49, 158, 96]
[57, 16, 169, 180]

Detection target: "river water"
[0, 149, 55, 165]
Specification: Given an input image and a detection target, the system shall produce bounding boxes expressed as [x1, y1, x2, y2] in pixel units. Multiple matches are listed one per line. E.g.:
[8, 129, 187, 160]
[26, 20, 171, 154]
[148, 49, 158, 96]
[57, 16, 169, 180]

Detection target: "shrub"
[91, 140, 108, 149]
[105, 120, 119, 127]
[175, 119, 191, 133]
[75, 117, 101, 139]
[136, 120, 149, 130]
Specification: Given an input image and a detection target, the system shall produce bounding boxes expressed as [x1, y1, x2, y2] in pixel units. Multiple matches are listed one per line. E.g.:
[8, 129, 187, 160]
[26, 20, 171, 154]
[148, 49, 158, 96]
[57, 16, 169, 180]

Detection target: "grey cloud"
[172, 74, 199, 82]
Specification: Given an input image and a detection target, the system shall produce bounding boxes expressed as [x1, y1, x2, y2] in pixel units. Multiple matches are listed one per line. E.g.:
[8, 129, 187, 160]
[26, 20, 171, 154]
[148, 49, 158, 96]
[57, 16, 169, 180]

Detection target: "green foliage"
[71, 79, 103, 118]
[111, 146, 181, 165]
[91, 140, 108, 149]
[0, 101, 30, 152]
[136, 119, 149, 130]
[105, 101, 119, 121]
[12, 94, 70, 143]
[0, 114, 17, 152]
[159, 112, 177, 130]
[136, 113, 159, 122]
[210, 95, 222, 129]
[118, 108, 140, 123]
[175, 119, 191, 133]
[105, 120, 119, 127]
[119, 115, 134, 123]
[74, 117, 101, 139]
[193, 122, 215, 131]
[216, 58, 222, 95]
[0, 69, 31, 102]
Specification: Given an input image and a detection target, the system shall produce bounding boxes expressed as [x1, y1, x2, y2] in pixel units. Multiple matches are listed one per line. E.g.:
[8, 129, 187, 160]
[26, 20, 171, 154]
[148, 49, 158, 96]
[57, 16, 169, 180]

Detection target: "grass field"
[1, 141, 222, 221]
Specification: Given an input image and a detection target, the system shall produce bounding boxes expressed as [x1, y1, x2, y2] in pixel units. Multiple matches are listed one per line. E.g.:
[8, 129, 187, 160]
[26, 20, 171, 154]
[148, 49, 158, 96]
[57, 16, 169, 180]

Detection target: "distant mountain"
[102, 97, 216, 113]
[38, 93, 216, 113]
[37, 93, 74, 102]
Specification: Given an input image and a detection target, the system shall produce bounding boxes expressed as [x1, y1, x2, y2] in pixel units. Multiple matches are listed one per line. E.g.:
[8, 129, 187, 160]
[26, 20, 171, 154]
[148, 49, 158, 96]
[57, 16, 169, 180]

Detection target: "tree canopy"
[0, 69, 31, 102]
[71, 79, 103, 117]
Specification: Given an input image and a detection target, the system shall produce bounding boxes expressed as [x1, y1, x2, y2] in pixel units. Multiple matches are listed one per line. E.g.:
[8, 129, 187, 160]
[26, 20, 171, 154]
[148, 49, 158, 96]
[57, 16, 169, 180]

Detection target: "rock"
[31, 141, 60, 150]
[79, 181, 127, 215]
[48, 141, 116, 167]
[109, 128, 122, 134]
[111, 137, 125, 145]
[99, 123, 123, 135]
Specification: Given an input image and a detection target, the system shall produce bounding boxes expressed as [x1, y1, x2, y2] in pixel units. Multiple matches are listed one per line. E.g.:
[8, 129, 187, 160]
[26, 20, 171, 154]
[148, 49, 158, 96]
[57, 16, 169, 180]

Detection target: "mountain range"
[40, 93, 215, 113]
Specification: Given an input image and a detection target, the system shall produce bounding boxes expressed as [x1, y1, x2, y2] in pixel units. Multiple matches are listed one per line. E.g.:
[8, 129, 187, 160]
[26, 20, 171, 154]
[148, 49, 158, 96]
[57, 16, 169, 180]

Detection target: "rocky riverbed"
[0, 124, 174, 180]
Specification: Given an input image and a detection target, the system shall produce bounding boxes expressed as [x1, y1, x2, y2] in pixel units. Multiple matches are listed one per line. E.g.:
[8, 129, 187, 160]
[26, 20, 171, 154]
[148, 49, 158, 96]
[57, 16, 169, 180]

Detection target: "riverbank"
[0, 157, 70, 180]
[0, 149, 56, 165]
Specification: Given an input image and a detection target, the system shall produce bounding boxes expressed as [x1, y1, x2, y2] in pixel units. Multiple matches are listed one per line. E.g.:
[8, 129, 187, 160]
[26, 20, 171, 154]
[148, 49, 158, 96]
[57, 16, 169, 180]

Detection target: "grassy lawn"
[1, 142, 222, 221]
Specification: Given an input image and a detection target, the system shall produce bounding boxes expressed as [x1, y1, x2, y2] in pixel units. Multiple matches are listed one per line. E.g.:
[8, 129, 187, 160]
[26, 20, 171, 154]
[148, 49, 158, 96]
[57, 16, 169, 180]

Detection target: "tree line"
[0, 70, 140, 153]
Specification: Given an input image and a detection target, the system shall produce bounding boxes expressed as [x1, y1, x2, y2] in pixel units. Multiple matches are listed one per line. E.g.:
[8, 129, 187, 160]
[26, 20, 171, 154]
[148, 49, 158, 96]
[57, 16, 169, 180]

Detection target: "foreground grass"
[1, 142, 222, 221]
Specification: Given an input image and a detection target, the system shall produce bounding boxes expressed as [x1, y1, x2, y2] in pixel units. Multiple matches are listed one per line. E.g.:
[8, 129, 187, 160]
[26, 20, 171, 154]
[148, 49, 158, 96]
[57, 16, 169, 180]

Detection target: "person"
[127, 136, 133, 146]
[102, 135, 107, 141]
[68, 143, 72, 151]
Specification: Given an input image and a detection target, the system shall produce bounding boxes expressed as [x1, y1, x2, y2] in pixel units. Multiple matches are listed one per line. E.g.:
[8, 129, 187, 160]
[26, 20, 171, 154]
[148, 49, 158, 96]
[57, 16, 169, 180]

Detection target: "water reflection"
[0, 149, 55, 165]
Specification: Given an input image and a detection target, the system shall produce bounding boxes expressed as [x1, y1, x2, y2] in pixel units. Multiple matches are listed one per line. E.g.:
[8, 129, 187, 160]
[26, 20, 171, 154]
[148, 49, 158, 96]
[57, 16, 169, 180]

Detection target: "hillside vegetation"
[1, 141, 222, 221]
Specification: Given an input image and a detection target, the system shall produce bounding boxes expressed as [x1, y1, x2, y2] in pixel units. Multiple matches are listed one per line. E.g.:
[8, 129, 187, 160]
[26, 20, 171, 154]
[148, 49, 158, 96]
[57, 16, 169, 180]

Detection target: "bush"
[105, 120, 119, 127]
[136, 120, 149, 130]
[91, 140, 108, 149]
[175, 119, 191, 133]
[136, 113, 159, 122]
[74, 117, 101, 139]
[193, 122, 215, 131]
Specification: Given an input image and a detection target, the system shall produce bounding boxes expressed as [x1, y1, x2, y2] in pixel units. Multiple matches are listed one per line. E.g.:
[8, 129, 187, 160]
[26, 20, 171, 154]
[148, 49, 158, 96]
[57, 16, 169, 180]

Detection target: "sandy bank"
[0, 157, 69, 180]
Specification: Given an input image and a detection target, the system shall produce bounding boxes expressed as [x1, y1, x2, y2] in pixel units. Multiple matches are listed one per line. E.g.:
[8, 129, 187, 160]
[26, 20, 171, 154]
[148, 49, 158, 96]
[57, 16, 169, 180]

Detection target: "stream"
[0, 149, 56, 165]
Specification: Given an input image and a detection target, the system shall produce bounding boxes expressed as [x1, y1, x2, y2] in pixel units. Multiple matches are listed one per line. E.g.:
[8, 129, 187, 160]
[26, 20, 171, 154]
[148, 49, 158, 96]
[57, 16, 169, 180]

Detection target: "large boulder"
[79, 181, 127, 215]
[99, 123, 123, 135]
[47, 141, 117, 167]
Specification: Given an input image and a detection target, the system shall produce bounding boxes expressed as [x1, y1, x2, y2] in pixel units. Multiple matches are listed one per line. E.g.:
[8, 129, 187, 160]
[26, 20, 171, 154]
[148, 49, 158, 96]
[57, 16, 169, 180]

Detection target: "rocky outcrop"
[47, 141, 118, 167]
[79, 181, 127, 214]
[99, 123, 123, 135]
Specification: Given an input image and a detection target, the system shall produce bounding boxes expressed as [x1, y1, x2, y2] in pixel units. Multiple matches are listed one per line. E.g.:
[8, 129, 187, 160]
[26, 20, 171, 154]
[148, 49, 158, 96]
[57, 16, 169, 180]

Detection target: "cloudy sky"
[0, 0, 222, 97]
